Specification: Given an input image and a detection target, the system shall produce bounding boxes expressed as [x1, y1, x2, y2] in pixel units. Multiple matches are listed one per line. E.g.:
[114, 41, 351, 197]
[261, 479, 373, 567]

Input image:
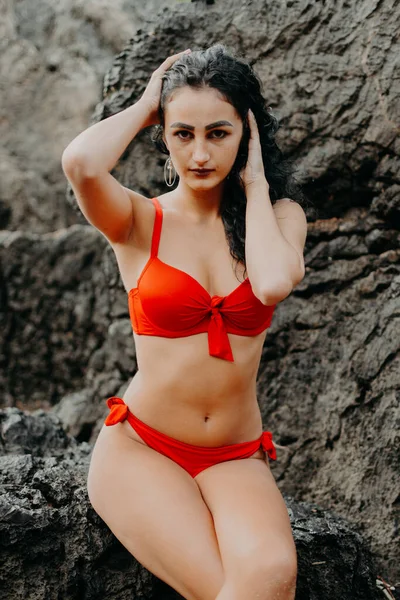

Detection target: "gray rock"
[0, 406, 380, 600]
[1, 0, 399, 595]
[1, 0, 177, 233]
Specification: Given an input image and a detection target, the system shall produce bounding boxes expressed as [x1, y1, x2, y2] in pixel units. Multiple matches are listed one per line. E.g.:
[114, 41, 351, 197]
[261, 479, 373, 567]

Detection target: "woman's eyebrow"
[170, 120, 233, 130]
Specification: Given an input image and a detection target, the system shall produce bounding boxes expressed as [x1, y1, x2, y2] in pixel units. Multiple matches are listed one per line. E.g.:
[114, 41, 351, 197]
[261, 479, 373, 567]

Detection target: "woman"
[62, 44, 308, 600]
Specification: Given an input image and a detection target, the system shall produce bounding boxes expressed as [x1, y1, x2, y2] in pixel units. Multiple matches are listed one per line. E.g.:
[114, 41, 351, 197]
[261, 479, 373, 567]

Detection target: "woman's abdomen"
[121, 333, 265, 446]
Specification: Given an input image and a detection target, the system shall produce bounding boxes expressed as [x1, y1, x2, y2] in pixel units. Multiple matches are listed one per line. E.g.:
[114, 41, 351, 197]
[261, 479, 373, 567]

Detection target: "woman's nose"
[192, 141, 210, 162]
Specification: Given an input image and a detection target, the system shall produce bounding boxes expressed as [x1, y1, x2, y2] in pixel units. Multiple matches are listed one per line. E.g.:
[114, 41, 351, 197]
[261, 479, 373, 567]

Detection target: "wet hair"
[150, 43, 309, 281]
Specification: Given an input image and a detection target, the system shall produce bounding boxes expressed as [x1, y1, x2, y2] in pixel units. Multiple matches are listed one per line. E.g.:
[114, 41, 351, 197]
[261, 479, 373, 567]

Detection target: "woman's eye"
[174, 130, 227, 140]
[175, 131, 191, 140]
[211, 130, 227, 139]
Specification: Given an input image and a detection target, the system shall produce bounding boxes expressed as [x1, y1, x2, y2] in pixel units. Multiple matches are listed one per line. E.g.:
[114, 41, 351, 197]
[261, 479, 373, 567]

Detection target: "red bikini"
[128, 196, 276, 362]
[105, 197, 278, 476]
[105, 396, 277, 478]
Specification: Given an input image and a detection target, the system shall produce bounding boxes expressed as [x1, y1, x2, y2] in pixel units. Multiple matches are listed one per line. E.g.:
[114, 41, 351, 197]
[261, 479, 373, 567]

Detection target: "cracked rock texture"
[0, 407, 379, 600]
[1, 0, 399, 597]
[1, 0, 176, 233]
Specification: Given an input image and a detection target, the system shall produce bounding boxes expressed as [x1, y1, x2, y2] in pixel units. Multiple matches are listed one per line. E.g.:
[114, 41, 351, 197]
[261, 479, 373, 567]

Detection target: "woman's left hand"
[239, 109, 269, 191]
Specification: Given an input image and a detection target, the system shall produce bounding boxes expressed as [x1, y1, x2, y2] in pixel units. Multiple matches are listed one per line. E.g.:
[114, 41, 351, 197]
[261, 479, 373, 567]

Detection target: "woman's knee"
[226, 550, 298, 599]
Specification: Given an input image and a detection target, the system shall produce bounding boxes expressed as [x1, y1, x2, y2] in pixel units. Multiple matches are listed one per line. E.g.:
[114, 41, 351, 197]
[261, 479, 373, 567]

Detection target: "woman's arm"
[61, 100, 154, 243]
[245, 179, 307, 306]
[62, 50, 189, 174]
[61, 100, 153, 175]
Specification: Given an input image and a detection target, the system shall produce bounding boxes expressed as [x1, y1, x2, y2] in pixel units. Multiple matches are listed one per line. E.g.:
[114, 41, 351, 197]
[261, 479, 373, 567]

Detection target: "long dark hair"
[150, 43, 309, 281]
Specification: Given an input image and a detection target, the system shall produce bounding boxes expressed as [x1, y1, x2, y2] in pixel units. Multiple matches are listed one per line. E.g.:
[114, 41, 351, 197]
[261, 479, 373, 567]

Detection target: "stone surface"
[0, 406, 380, 600]
[1, 0, 399, 595]
[0, 0, 176, 232]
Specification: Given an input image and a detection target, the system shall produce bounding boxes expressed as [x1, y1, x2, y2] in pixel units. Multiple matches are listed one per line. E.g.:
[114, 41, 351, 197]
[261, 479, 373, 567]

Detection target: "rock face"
[0, 407, 380, 600]
[0, 226, 134, 411]
[1, 0, 399, 595]
[1, 0, 176, 233]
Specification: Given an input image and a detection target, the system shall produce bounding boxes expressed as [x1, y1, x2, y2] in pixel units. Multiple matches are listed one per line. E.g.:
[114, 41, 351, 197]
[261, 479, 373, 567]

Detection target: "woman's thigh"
[194, 456, 297, 589]
[87, 422, 225, 600]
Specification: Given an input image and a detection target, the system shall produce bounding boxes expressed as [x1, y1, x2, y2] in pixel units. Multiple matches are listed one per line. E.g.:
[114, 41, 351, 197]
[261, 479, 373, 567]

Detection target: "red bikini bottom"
[104, 396, 277, 478]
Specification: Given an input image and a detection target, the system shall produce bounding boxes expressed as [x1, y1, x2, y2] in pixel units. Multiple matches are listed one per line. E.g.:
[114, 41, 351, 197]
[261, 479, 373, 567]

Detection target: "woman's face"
[162, 86, 244, 187]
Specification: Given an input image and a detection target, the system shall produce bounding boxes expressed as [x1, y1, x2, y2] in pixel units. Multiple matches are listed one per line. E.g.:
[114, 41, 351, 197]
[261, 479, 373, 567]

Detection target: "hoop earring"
[164, 156, 177, 187]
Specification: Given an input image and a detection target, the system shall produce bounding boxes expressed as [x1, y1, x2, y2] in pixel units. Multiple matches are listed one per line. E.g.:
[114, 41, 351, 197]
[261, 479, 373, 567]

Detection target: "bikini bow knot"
[208, 296, 234, 362]
[261, 431, 277, 461]
[105, 396, 129, 426]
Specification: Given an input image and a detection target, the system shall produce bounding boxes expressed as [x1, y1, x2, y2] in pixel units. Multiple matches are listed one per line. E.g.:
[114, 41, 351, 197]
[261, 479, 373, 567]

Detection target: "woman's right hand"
[140, 49, 192, 127]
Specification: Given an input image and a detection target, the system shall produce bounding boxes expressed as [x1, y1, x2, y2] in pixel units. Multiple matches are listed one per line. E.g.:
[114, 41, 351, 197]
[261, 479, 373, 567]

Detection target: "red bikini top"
[128, 197, 276, 362]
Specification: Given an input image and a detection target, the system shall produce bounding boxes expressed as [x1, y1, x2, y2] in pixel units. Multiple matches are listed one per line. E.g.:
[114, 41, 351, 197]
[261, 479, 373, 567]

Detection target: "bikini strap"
[150, 197, 163, 258]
